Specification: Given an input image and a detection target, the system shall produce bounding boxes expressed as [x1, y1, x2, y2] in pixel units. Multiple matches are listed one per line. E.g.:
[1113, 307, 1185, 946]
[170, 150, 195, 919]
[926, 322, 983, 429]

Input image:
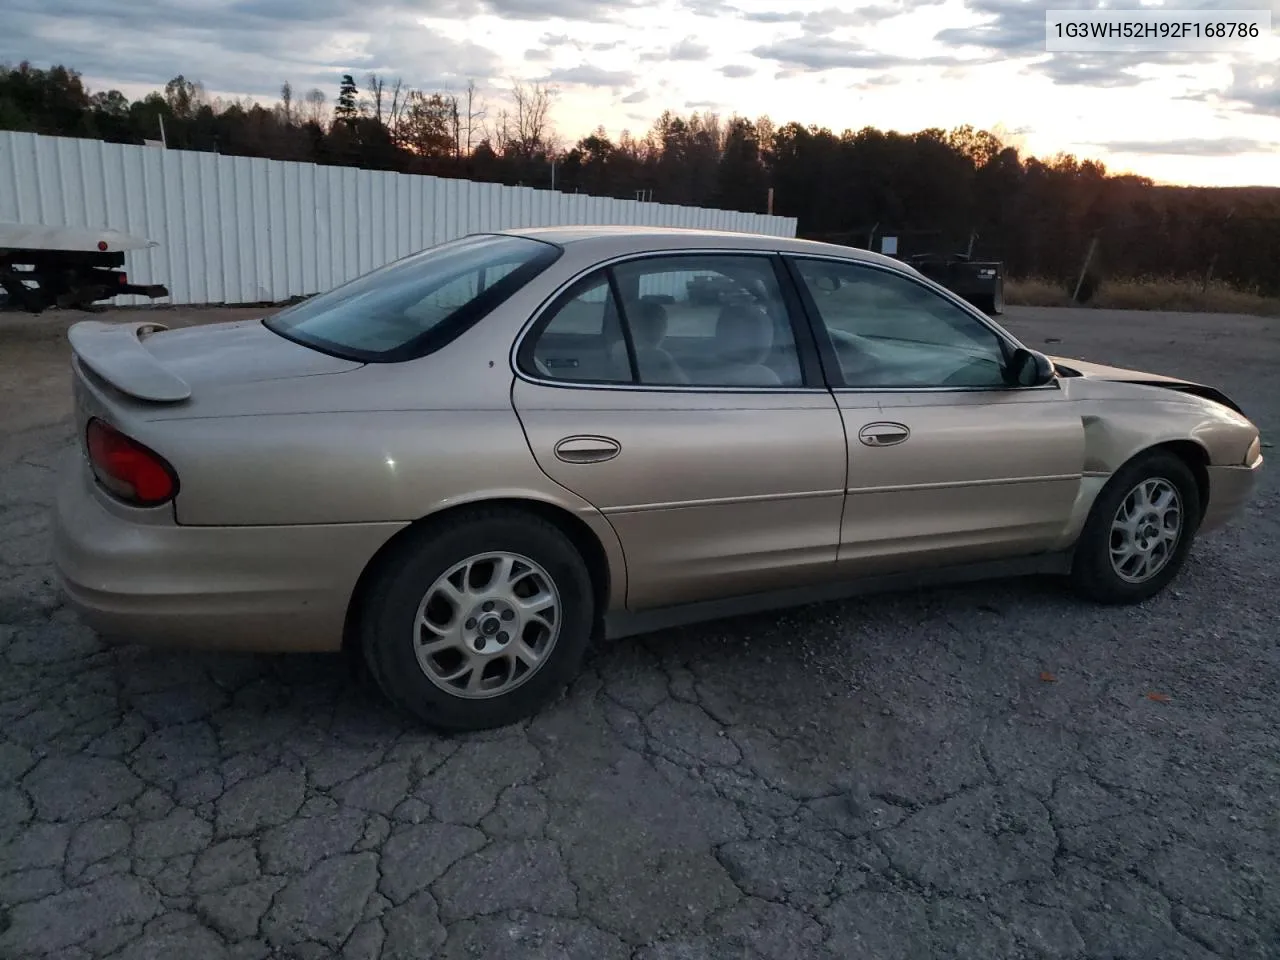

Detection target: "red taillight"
[85, 418, 178, 506]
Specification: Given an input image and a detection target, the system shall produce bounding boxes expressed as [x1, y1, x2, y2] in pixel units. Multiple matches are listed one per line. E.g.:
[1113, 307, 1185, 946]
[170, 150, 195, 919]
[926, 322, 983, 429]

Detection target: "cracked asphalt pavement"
[0, 305, 1277, 959]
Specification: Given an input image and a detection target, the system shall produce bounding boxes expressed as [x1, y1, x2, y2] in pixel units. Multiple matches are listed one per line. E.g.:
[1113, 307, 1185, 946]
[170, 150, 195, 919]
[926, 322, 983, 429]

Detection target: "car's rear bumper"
[52, 457, 405, 652]
[1200, 457, 1262, 534]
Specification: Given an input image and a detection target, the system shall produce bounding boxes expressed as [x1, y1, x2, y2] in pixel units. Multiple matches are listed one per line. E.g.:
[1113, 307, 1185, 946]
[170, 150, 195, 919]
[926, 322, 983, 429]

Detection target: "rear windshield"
[264, 233, 561, 362]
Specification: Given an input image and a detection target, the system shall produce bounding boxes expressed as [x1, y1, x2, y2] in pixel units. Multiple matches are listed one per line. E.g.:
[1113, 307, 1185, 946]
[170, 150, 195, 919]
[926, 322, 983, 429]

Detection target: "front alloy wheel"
[1070, 450, 1201, 605]
[1108, 478, 1183, 584]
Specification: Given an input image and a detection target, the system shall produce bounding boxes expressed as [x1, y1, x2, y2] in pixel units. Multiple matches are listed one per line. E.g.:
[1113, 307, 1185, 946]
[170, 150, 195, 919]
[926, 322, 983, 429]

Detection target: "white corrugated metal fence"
[0, 131, 798, 307]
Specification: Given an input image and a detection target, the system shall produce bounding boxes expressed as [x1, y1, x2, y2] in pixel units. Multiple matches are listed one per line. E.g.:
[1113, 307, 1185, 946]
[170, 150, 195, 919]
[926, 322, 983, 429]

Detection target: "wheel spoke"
[513, 640, 542, 668]
[419, 611, 456, 638]
[464, 667, 488, 694]
[1111, 520, 1135, 540]
[1132, 485, 1150, 512]
[1131, 552, 1151, 579]
[418, 634, 460, 655]
[489, 555, 515, 589]
[435, 577, 467, 608]
[516, 589, 556, 616]
[436, 660, 473, 684]
[1117, 495, 1135, 524]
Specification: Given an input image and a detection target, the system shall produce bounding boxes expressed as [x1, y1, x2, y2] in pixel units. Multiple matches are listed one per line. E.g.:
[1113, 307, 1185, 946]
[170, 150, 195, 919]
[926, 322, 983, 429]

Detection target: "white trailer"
[0, 222, 169, 313]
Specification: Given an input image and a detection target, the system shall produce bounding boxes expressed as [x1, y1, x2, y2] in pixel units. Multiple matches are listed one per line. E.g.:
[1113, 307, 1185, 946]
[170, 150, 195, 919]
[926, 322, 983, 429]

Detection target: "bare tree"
[385, 78, 408, 142]
[460, 79, 486, 157]
[492, 79, 558, 157]
[514, 79, 558, 152]
[447, 93, 461, 159]
[366, 73, 386, 122]
[303, 88, 327, 127]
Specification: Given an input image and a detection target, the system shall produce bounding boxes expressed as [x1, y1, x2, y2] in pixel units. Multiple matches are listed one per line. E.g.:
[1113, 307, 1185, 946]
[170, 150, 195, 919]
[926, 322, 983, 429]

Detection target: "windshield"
[264, 233, 561, 362]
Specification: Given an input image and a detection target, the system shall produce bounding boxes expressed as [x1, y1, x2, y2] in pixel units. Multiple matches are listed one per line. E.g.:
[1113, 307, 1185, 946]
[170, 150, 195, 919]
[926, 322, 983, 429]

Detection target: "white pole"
[1073, 236, 1098, 302]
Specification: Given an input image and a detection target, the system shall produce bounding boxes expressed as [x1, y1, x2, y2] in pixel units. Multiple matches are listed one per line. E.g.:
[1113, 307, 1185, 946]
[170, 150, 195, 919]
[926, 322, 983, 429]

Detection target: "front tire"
[360, 508, 595, 731]
[1070, 451, 1201, 604]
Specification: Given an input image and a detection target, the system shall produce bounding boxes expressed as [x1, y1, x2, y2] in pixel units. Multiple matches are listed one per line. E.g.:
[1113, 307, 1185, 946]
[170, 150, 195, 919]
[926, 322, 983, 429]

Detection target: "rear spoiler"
[67, 320, 192, 402]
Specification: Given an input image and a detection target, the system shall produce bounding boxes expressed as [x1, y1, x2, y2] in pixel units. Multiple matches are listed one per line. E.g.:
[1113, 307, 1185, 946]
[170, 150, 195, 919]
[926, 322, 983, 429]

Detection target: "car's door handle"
[858, 422, 910, 447]
[554, 436, 622, 464]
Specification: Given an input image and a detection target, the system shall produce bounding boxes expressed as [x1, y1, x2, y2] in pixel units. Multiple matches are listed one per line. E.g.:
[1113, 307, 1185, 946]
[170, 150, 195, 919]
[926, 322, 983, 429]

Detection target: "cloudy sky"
[5, 0, 1280, 186]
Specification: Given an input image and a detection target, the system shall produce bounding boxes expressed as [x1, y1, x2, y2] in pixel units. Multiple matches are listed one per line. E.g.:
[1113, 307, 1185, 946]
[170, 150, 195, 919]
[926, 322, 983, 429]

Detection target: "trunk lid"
[67, 317, 363, 404]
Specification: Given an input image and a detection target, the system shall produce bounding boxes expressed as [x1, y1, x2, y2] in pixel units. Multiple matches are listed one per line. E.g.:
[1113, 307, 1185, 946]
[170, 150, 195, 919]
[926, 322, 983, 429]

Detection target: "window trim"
[513, 269, 636, 386]
[604, 269, 642, 383]
[265, 233, 564, 364]
[780, 254, 1059, 394]
[511, 248, 827, 393]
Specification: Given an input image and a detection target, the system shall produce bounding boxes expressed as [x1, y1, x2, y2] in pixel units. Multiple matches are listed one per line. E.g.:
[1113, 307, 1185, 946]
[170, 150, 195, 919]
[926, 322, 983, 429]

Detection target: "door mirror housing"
[1004, 347, 1056, 387]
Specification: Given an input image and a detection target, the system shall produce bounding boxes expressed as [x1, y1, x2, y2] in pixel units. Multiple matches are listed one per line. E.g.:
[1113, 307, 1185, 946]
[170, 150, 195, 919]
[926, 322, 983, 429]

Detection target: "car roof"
[496, 224, 916, 274]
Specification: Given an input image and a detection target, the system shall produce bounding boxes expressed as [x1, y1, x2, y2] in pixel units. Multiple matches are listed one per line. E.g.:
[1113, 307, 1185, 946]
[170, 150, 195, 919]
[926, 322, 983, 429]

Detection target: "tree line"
[2, 61, 1278, 296]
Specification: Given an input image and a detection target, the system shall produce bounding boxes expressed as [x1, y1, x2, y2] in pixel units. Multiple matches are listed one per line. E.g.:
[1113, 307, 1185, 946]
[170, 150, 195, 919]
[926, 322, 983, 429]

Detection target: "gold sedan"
[51, 227, 1264, 730]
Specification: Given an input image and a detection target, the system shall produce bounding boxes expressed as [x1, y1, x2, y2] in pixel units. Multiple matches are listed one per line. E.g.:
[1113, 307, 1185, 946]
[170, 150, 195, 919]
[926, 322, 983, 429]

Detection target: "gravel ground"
[0, 305, 1277, 959]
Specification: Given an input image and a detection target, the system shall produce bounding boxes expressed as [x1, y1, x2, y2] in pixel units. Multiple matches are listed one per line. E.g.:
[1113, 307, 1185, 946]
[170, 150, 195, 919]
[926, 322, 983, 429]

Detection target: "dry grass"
[1006, 277, 1280, 317]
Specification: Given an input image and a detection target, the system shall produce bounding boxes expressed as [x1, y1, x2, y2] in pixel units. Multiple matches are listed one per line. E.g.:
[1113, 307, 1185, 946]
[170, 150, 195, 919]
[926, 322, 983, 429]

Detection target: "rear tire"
[1070, 451, 1201, 605]
[360, 508, 595, 731]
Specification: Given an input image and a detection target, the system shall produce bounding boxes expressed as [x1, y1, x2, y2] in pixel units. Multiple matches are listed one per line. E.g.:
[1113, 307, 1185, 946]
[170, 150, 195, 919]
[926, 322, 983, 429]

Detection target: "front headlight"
[1245, 436, 1261, 465]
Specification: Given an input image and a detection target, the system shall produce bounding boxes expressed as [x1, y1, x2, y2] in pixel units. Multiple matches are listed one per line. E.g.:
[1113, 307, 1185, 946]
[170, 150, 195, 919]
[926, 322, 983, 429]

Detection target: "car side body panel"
[52, 453, 402, 652]
[832, 384, 1086, 574]
[1059, 375, 1259, 470]
[512, 379, 847, 609]
[50, 227, 1264, 659]
[1047, 375, 1262, 544]
[68, 336, 633, 614]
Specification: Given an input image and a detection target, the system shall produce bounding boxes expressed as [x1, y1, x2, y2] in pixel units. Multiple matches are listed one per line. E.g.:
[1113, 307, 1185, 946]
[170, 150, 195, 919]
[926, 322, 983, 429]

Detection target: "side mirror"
[1004, 347, 1056, 387]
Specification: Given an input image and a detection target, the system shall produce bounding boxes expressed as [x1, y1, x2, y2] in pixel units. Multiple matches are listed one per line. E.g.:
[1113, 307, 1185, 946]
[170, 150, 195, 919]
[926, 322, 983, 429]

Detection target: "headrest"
[714, 303, 774, 363]
[630, 300, 668, 348]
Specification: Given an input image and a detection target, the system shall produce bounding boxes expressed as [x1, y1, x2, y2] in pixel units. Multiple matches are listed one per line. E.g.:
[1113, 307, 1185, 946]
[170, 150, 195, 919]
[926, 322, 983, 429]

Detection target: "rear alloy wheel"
[414, 552, 561, 700]
[361, 509, 595, 730]
[1070, 451, 1201, 604]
